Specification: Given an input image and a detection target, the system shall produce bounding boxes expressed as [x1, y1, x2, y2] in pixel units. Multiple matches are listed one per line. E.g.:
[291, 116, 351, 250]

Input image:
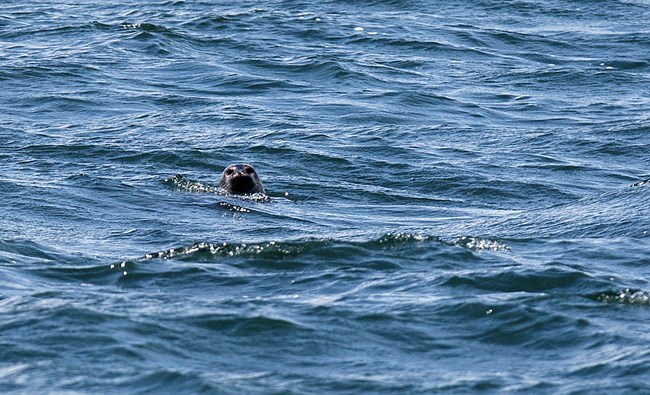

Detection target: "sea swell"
[2, 0, 650, 393]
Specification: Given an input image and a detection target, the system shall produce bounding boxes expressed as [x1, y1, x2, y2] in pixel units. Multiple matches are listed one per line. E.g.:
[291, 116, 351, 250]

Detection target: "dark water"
[2, 1, 650, 393]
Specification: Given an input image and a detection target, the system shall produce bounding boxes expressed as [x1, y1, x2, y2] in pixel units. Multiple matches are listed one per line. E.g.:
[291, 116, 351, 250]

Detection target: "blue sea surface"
[1, 1, 650, 393]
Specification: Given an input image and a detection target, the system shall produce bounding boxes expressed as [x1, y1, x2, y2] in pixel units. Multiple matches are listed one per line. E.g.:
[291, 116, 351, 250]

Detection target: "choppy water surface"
[1, 1, 650, 393]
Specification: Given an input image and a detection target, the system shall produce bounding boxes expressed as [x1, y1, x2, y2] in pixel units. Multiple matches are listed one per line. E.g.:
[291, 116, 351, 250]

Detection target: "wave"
[587, 288, 650, 305]
[100, 233, 509, 280]
[482, 183, 650, 239]
[136, 233, 508, 259]
[163, 174, 271, 202]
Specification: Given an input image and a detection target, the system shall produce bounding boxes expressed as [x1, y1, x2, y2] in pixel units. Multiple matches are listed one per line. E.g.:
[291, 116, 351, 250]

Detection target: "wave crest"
[588, 288, 650, 305]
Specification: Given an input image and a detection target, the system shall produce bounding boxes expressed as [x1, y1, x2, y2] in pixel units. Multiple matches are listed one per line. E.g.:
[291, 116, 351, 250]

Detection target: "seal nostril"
[225, 168, 234, 176]
[245, 166, 255, 174]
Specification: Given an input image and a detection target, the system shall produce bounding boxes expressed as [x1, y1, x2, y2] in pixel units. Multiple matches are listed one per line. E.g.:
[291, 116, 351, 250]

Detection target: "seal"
[220, 163, 265, 195]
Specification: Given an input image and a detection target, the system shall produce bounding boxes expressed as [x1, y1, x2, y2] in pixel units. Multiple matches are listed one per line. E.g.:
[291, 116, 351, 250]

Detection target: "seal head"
[220, 163, 265, 195]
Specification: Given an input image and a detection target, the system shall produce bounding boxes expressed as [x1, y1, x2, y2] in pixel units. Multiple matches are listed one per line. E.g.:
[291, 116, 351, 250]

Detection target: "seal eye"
[225, 168, 234, 176]
[245, 166, 255, 174]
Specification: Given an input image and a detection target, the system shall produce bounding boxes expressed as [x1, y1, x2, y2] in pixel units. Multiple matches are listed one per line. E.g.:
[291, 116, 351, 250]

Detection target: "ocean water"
[1, 0, 650, 393]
